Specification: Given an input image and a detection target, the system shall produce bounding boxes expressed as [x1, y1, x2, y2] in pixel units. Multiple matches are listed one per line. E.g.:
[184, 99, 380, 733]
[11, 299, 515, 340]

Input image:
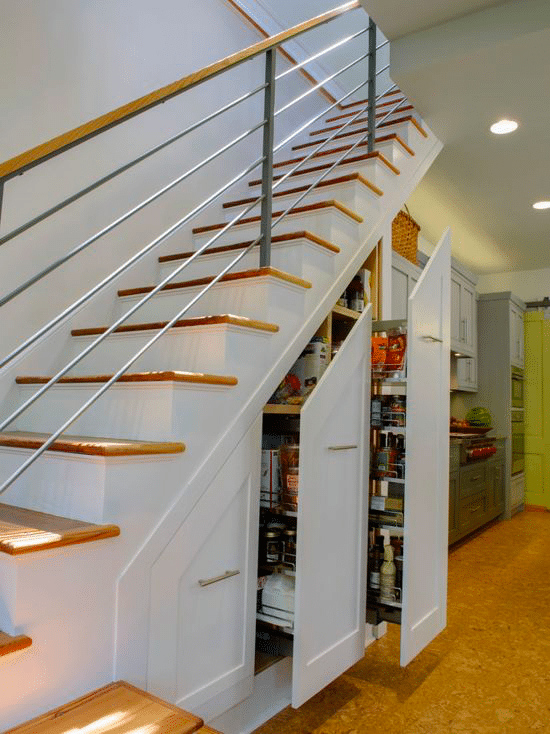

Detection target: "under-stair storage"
[367, 232, 450, 666]
[254, 301, 372, 709]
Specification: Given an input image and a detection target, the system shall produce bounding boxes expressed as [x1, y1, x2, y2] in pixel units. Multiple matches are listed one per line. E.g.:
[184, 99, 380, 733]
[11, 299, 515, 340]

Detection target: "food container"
[279, 444, 299, 512]
[260, 449, 281, 509]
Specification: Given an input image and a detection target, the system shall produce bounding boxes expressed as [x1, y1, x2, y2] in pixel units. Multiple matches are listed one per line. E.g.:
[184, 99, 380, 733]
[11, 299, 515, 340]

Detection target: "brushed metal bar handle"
[471, 475, 482, 481]
[421, 335, 443, 343]
[470, 504, 482, 513]
[198, 569, 240, 587]
[327, 444, 358, 451]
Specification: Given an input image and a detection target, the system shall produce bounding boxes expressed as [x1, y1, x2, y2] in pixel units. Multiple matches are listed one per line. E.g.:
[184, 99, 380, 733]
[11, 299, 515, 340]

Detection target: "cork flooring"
[253, 510, 550, 734]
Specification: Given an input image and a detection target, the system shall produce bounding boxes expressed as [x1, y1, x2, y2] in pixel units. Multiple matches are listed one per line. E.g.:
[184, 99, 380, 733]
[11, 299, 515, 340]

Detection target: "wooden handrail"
[0, 1, 360, 181]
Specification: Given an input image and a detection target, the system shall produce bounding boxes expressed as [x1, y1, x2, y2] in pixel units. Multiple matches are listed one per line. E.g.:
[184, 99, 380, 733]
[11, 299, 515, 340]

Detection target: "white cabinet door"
[146, 417, 261, 720]
[510, 306, 524, 368]
[402, 229, 450, 666]
[461, 282, 475, 352]
[456, 356, 477, 392]
[450, 276, 461, 348]
[392, 266, 409, 321]
[292, 306, 371, 707]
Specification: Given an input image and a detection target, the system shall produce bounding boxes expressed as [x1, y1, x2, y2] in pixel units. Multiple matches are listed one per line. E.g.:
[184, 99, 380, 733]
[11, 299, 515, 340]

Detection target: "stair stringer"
[114, 128, 443, 697]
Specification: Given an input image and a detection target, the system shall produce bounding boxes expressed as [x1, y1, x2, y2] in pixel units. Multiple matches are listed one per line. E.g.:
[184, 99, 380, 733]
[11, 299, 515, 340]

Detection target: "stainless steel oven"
[511, 410, 525, 475]
[511, 366, 525, 408]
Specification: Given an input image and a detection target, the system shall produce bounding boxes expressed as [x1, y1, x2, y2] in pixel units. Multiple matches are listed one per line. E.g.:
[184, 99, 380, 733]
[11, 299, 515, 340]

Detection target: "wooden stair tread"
[118, 266, 312, 297]
[192, 200, 362, 235]
[71, 314, 280, 337]
[0, 431, 185, 457]
[292, 132, 415, 156]
[310, 114, 427, 139]
[0, 503, 120, 555]
[158, 231, 340, 264]
[3, 680, 204, 734]
[325, 101, 412, 123]
[0, 630, 32, 655]
[196, 727, 223, 733]
[272, 139, 407, 171]
[337, 89, 403, 111]
[16, 371, 239, 387]
[223, 173, 382, 209]
[249, 151, 399, 186]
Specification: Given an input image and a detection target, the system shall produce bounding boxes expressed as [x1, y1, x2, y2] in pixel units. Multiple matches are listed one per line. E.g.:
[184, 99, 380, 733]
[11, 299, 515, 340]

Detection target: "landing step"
[158, 230, 340, 264]
[71, 314, 280, 337]
[117, 266, 312, 297]
[293, 132, 414, 156]
[192, 200, 362, 235]
[3, 680, 205, 734]
[223, 173, 382, 209]
[0, 629, 32, 656]
[0, 502, 119, 555]
[311, 114, 428, 139]
[249, 151, 398, 186]
[16, 371, 238, 387]
[0, 431, 185, 457]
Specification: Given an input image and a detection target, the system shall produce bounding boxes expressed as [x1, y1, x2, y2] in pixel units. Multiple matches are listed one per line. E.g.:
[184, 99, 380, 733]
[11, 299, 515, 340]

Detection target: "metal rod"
[0, 182, 4, 233]
[260, 50, 276, 268]
[367, 19, 377, 154]
[0, 83, 268, 249]
[276, 27, 368, 80]
[275, 50, 370, 118]
[0, 118, 266, 310]
[0, 151, 265, 372]
[327, 445, 358, 451]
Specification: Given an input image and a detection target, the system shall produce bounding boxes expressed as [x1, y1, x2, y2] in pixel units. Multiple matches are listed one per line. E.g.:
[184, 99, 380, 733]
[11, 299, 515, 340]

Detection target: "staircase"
[0, 8, 442, 731]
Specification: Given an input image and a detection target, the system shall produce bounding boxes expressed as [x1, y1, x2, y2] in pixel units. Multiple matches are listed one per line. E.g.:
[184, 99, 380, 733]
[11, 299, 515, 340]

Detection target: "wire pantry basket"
[392, 207, 420, 266]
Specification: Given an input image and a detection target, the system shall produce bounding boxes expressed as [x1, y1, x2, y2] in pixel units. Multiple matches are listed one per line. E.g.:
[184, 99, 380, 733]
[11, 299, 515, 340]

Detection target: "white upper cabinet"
[450, 263, 477, 357]
[510, 303, 525, 368]
[401, 229, 451, 666]
[392, 251, 421, 321]
[292, 305, 371, 708]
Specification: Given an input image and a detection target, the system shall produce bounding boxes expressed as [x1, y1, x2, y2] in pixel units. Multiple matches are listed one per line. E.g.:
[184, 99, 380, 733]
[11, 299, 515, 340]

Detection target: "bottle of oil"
[379, 544, 396, 603]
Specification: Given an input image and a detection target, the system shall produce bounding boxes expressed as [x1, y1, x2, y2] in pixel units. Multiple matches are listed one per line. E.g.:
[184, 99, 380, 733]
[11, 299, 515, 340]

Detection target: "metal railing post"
[260, 49, 276, 267]
[0, 181, 4, 231]
[367, 19, 377, 153]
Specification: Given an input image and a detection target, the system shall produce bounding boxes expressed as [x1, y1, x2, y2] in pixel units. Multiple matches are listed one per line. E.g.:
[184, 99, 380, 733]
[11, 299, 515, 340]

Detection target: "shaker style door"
[146, 417, 261, 720]
[291, 306, 371, 708]
[401, 229, 451, 666]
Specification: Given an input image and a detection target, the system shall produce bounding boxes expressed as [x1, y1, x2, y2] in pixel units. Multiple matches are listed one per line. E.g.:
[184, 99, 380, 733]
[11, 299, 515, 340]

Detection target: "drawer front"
[458, 492, 487, 533]
[459, 464, 487, 499]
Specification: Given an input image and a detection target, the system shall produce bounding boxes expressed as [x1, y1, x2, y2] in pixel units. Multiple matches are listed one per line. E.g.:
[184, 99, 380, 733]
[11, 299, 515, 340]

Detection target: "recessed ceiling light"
[490, 119, 518, 135]
[533, 201, 550, 210]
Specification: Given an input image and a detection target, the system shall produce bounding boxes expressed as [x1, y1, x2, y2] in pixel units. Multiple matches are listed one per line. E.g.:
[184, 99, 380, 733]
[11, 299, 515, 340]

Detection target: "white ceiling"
[359, 0, 550, 274]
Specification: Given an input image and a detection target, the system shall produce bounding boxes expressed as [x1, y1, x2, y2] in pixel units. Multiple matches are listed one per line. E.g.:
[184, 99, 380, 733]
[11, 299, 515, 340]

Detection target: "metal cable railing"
[0, 6, 413, 495]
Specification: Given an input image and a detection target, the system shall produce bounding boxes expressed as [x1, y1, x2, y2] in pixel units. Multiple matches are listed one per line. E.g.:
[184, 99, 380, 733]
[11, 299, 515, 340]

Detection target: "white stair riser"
[312, 107, 420, 137]
[14, 382, 237, 442]
[0, 448, 183, 523]
[158, 238, 337, 283]
[192, 208, 360, 255]
[265, 156, 397, 196]
[222, 179, 381, 225]
[114, 277, 307, 325]
[63, 324, 276, 377]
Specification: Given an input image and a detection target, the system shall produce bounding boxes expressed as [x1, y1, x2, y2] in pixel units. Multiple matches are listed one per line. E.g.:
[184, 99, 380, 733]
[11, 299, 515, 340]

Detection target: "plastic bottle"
[379, 544, 396, 602]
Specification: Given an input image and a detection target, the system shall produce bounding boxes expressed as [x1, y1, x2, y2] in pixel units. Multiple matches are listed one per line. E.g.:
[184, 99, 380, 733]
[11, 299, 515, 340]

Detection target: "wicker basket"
[392, 208, 420, 265]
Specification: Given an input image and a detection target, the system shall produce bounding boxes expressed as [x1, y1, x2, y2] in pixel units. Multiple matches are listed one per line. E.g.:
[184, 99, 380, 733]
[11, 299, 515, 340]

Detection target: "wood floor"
[253, 510, 550, 733]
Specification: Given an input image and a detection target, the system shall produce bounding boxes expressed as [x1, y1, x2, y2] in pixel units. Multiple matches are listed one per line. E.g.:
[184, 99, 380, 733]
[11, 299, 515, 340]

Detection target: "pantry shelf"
[263, 404, 302, 415]
[332, 304, 361, 321]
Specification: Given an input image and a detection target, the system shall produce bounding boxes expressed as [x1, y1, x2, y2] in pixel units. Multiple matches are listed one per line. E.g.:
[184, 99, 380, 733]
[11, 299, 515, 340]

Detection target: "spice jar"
[279, 444, 299, 511]
[261, 529, 283, 566]
[282, 528, 297, 566]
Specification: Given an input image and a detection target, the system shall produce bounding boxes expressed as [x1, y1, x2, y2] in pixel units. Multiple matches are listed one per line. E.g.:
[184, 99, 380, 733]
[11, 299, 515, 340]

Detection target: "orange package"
[371, 336, 388, 375]
[386, 333, 407, 374]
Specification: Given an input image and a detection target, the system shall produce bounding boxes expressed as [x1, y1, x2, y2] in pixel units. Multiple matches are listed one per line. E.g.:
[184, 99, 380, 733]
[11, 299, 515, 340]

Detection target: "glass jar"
[262, 529, 283, 565]
[282, 528, 297, 566]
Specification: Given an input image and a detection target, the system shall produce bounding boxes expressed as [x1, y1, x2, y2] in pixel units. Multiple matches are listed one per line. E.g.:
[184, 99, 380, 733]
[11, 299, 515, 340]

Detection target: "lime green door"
[524, 312, 550, 508]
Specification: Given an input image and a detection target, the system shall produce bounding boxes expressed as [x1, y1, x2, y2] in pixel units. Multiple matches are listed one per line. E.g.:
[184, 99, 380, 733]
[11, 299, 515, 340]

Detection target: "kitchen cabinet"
[391, 251, 421, 321]
[369, 231, 450, 666]
[510, 303, 525, 368]
[451, 355, 478, 392]
[476, 291, 526, 518]
[450, 262, 477, 357]
[448, 448, 505, 545]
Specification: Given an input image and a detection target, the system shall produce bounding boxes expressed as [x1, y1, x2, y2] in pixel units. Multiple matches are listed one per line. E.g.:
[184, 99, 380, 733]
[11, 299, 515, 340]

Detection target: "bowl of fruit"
[450, 407, 493, 435]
